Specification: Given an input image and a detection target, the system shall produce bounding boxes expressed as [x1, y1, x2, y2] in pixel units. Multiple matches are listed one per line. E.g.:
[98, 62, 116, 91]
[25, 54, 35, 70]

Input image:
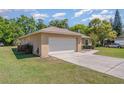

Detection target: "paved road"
[50, 50, 124, 79]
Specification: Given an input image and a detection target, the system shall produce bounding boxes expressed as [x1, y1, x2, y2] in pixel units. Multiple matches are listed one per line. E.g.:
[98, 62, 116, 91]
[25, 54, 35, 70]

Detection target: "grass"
[0, 46, 124, 84]
[96, 47, 124, 58]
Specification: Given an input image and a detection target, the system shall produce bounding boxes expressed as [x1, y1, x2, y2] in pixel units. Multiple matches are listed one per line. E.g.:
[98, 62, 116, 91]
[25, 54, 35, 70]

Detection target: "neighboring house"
[115, 33, 124, 46]
[19, 27, 89, 58]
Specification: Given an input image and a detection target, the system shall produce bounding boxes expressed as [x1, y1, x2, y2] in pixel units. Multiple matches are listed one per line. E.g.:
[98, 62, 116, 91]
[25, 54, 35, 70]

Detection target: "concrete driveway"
[50, 50, 124, 79]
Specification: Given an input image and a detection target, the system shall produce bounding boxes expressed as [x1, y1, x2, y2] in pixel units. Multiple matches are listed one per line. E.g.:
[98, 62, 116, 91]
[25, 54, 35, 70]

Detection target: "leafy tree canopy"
[89, 18, 117, 46]
[49, 19, 68, 29]
[0, 15, 46, 45]
[69, 24, 89, 35]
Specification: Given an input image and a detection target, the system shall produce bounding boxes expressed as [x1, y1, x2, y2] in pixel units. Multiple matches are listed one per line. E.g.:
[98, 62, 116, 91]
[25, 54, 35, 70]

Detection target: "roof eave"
[19, 31, 82, 39]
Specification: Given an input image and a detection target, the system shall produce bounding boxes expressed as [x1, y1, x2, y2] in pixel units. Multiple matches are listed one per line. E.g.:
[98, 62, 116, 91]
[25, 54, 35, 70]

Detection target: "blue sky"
[0, 9, 124, 26]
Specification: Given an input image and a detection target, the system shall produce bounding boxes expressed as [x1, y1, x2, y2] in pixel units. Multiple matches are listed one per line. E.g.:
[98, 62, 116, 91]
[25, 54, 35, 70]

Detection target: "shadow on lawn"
[12, 48, 38, 59]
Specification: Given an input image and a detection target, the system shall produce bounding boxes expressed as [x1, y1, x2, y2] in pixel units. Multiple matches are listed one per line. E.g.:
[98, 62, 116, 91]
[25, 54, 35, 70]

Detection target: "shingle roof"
[40, 27, 81, 36]
[19, 26, 89, 39]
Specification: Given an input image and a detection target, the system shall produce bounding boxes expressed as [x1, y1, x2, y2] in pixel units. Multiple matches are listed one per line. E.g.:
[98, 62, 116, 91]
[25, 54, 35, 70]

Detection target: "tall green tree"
[89, 33, 98, 48]
[0, 15, 40, 45]
[49, 19, 68, 28]
[113, 9, 122, 36]
[36, 19, 47, 30]
[60, 19, 68, 28]
[0, 16, 5, 42]
[69, 24, 89, 35]
[1, 18, 15, 45]
[89, 18, 116, 46]
[17, 15, 36, 35]
[99, 20, 113, 45]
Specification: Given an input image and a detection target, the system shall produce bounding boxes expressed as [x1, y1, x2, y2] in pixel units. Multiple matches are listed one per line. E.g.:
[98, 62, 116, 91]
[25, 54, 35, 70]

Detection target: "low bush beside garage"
[17, 44, 33, 54]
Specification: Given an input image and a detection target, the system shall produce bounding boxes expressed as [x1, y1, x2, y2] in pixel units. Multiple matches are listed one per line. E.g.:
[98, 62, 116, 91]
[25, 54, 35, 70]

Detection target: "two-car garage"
[49, 37, 76, 54]
[19, 27, 82, 58]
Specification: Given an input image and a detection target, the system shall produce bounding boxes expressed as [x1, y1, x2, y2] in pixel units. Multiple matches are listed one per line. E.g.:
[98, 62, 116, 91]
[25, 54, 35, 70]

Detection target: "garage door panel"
[49, 37, 76, 53]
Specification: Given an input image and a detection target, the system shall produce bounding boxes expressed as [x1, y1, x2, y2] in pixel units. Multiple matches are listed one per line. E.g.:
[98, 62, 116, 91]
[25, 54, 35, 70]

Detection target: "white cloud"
[22, 9, 37, 12]
[13, 9, 37, 12]
[88, 10, 115, 21]
[32, 13, 48, 19]
[52, 13, 66, 18]
[0, 9, 38, 14]
[109, 11, 114, 14]
[74, 9, 93, 17]
[81, 18, 89, 22]
[89, 14, 113, 21]
[0, 9, 11, 13]
[100, 10, 109, 14]
[88, 10, 93, 14]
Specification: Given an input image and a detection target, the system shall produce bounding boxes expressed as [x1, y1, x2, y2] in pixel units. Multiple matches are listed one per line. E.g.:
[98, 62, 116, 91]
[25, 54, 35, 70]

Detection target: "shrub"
[25, 44, 33, 54]
[17, 44, 33, 54]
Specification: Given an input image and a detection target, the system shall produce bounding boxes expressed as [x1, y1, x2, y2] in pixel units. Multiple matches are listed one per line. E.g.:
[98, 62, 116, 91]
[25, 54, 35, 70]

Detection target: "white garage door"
[49, 37, 76, 54]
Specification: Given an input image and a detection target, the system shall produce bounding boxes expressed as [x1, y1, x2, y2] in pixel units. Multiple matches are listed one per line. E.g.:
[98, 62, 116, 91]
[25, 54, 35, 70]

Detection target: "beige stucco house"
[19, 27, 89, 58]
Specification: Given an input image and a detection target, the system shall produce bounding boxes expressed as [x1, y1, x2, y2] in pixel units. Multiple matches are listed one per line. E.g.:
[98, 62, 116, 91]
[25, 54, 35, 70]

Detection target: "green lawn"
[0, 47, 124, 84]
[96, 47, 124, 58]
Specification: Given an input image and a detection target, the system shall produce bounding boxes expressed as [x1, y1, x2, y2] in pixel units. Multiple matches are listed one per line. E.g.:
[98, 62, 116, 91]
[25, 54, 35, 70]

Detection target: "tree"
[49, 19, 68, 28]
[60, 19, 68, 28]
[89, 33, 98, 48]
[49, 20, 59, 27]
[28, 17, 37, 33]
[89, 18, 102, 34]
[89, 18, 117, 46]
[99, 20, 113, 45]
[113, 9, 122, 36]
[1, 18, 15, 45]
[36, 19, 47, 30]
[17, 15, 37, 35]
[0, 15, 40, 45]
[108, 31, 117, 41]
[89, 18, 103, 45]
[0, 16, 5, 42]
[69, 24, 89, 34]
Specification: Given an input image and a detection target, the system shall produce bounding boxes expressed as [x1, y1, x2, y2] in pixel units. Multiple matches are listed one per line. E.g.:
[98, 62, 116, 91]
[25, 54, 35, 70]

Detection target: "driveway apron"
[50, 51, 124, 79]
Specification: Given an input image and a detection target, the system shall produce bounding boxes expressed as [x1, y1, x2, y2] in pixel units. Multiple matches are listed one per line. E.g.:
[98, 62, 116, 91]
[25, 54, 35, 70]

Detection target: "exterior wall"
[40, 34, 49, 58]
[76, 37, 82, 52]
[30, 34, 41, 56]
[20, 34, 41, 56]
[20, 36, 31, 45]
[20, 33, 82, 58]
